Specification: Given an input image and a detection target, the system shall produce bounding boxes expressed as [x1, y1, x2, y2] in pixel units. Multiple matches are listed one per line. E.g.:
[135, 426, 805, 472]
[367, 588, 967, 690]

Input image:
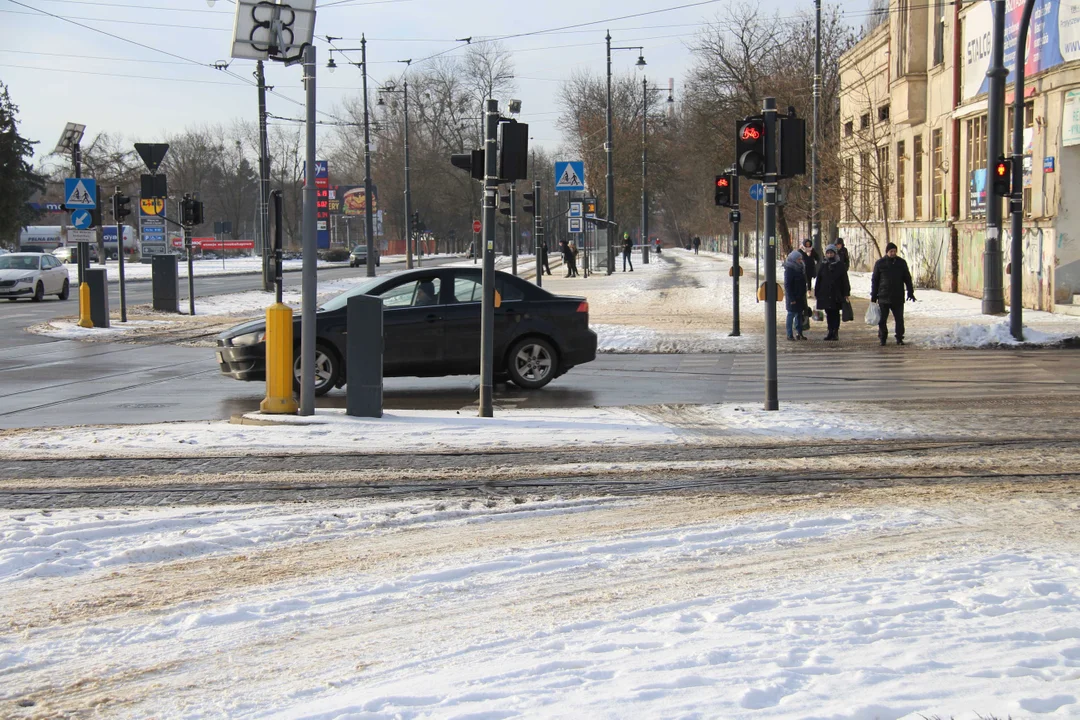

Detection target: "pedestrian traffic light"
[498, 120, 529, 182]
[450, 149, 485, 180]
[522, 192, 536, 214]
[715, 175, 732, 207]
[778, 110, 807, 179]
[113, 191, 132, 222]
[735, 116, 767, 179]
[992, 156, 1012, 197]
[498, 192, 511, 216]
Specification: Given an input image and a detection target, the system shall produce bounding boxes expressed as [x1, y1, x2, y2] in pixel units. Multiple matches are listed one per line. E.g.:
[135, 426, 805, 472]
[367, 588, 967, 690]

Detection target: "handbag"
[801, 310, 811, 332]
[865, 302, 881, 325]
[841, 300, 854, 322]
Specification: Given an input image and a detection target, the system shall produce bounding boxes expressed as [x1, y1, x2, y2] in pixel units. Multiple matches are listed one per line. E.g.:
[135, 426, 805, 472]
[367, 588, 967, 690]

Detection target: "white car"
[0, 252, 70, 302]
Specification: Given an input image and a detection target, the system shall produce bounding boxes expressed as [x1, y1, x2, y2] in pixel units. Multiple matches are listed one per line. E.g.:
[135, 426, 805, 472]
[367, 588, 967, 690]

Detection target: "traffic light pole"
[510, 182, 518, 276]
[730, 170, 741, 337]
[184, 218, 195, 317]
[642, 77, 650, 265]
[1010, 0, 1036, 340]
[763, 97, 779, 411]
[983, 0, 1007, 315]
[114, 191, 127, 323]
[300, 43, 318, 415]
[257, 60, 273, 293]
[534, 179, 543, 288]
[479, 98, 498, 418]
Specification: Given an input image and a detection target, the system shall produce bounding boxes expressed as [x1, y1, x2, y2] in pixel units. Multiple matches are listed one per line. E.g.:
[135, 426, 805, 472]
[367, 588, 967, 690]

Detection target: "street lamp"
[378, 61, 414, 268]
[605, 32, 646, 245]
[326, 37, 377, 277]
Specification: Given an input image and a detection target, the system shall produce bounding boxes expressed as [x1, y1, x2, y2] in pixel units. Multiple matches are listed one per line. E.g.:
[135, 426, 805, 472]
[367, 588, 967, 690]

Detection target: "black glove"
[870, 295, 877, 303]
[907, 292, 916, 302]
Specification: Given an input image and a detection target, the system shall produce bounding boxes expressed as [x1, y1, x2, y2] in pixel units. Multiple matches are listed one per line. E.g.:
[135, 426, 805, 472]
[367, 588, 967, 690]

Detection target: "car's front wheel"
[31, 282, 44, 302]
[58, 279, 70, 300]
[506, 337, 558, 390]
[293, 341, 340, 396]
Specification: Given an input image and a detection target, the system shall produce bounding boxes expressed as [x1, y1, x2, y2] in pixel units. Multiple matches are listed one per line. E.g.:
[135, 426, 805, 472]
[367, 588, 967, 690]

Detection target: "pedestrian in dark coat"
[783, 250, 808, 340]
[834, 237, 850, 272]
[870, 241, 916, 345]
[565, 241, 579, 277]
[799, 238, 819, 284]
[693, 236, 701, 254]
[541, 241, 551, 275]
[814, 244, 851, 341]
[622, 232, 634, 272]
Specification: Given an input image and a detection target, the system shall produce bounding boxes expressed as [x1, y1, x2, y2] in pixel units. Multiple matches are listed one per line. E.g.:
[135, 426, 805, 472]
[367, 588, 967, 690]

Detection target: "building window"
[877, 145, 890, 220]
[933, 0, 946, 66]
[932, 128, 945, 219]
[913, 134, 924, 219]
[897, 0, 909, 75]
[844, 120, 854, 137]
[860, 152, 871, 218]
[861, 113, 870, 130]
[878, 104, 891, 122]
[845, 157, 855, 220]
[897, 141, 906, 221]
[966, 115, 988, 217]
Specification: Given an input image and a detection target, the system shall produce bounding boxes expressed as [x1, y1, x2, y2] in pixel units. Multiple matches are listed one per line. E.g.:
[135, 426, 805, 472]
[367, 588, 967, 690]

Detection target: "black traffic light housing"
[715, 175, 732, 207]
[89, 186, 103, 228]
[181, 195, 204, 226]
[992, 156, 1012, 197]
[450, 149, 485, 180]
[778, 110, 807, 179]
[498, 192, 511, 216]
[498, 120, 529, 182]
[522, 192, 536, 214]
[735, 116, 766, 179]
[113, 191, 132, 222]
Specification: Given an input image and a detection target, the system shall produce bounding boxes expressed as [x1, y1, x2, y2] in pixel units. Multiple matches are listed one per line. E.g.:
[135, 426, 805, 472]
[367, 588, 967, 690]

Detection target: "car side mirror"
[494, 289, 502, 308]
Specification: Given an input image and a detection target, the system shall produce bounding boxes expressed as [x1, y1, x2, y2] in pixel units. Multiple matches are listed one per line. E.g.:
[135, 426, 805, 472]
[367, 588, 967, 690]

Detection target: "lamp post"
[378, 69, 413, 268]
[605, 32, 646, 234]
[327, 36, 376, 277]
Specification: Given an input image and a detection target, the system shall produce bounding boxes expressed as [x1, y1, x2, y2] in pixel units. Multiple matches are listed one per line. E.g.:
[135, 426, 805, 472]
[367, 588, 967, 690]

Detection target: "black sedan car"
[216, 268, 597, 395]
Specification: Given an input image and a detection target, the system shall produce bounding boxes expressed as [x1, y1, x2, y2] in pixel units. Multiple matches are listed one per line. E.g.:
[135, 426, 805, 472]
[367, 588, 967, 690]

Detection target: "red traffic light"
[717, 177, 729, 188]
[740, 122, 763, 141]
[996, 162, 1008, 177]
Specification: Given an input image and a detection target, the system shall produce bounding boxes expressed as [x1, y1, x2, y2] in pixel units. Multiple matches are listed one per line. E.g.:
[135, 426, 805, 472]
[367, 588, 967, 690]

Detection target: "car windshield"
[318, 276, 387, 312]
[351, 246, 367, 254]
[0, 256, 38, 270]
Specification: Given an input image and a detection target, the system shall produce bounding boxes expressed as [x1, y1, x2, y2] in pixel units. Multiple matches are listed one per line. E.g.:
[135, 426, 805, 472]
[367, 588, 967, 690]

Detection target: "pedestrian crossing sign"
[64, 178, 97, 209]
[554, 161, 585, 192]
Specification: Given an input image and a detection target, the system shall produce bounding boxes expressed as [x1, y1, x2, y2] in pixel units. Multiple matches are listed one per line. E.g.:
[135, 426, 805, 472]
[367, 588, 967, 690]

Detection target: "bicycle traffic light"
[735, 116, 766, 179]
[715, 175, 732, 207]
[992, 156, 1012, 197]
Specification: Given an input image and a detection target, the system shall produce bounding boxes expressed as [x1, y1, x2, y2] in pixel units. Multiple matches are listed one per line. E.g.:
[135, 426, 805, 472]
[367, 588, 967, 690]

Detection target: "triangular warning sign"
[66, 180, 93, 206]
[558, 165, 582, 187]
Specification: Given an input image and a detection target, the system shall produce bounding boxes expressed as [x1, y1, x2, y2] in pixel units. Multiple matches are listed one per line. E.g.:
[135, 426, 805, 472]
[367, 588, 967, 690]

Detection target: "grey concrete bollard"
[346, 293, 383, 418]
[152, 254, 179, 313]
[84, 267, 110, 328]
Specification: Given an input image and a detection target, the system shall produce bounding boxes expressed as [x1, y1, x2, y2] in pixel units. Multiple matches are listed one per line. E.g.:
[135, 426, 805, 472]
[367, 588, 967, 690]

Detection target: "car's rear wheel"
[31, 282, 44, 302]
[506, 337, 558, 390]
[58, 279, 70, 300]
[293, 342, 340, 396]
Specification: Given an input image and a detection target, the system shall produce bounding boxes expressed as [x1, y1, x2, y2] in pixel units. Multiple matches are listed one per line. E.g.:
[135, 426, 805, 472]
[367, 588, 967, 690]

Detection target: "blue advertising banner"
[964, 0, 1080, 101]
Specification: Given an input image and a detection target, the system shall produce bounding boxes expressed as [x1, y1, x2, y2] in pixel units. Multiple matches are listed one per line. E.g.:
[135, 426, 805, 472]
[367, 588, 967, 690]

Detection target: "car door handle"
[425, 314, 442, 322]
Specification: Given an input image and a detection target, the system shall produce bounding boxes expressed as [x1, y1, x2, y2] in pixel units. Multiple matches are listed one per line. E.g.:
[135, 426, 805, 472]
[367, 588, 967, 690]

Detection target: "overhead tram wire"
[24, 0, 231, 12]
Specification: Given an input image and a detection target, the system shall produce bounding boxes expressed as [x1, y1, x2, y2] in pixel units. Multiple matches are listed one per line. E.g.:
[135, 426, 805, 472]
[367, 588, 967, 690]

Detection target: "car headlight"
[230, 330, 266, 346]
[16, 275, 35, 283]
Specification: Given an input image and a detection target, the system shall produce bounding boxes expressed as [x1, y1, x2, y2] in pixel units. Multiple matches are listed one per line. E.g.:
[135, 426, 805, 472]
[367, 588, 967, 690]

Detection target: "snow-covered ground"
[98, 256, 349, 283]
[2, 486, 1077, 718]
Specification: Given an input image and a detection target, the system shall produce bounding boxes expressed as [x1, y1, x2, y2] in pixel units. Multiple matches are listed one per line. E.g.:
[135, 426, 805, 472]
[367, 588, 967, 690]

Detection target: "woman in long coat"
[783, 250, 808, 340]
[814, 244, 851, 341]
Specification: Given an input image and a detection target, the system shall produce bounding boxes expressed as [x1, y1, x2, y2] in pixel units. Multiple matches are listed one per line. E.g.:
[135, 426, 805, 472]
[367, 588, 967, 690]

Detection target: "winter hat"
[825, 244, 837, 254]
[885, 242, 898, 253]
[787, 250, 803, 264]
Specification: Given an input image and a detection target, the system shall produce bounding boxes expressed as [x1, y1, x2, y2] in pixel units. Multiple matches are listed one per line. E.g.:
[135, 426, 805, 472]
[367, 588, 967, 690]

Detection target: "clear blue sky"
[3, 0, 872, 170]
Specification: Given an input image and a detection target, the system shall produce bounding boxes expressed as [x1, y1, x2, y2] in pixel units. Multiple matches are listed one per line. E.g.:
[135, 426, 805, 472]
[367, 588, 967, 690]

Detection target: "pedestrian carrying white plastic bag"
[865, 302, 881, 325]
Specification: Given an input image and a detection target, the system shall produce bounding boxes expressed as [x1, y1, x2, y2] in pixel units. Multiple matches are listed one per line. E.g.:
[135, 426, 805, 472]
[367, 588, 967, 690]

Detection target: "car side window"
[379, 278, 442, 308]
[495, 278, 525, 302]
[45, 256, 59, 269]
[452, 278, 482, 303]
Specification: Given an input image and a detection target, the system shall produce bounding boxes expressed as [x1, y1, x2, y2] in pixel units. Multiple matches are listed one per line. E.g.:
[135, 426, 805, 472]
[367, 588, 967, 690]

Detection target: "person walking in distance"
[541, 241, 551, 275]
[870, 242, 916, 345]
[692, 236, 701, 254]
[622, 232, 634, 272]
[654, 237, 662, 255]
[834, 237, 850, 272]
[814, 244, 851, 341]
[783, 250, 808, 341]
[566, 241, 579, 277]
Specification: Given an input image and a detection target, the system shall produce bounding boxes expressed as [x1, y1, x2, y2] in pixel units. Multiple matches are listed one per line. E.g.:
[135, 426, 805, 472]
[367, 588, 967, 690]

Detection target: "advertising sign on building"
[1065, 89, 1080, 147]
[964, 0, 1080, 101]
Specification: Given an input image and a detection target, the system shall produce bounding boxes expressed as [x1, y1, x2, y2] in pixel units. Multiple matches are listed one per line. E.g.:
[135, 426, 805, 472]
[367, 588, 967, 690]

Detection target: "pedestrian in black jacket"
[870, 242, 916, 345]
[783, 251, 808, 340]
[834, 237, 850, 272]
[541, 241, 551, 275]
[799, 238, 819, 284]
[814, 244, 851, 341]
[622, 232, 634, 272]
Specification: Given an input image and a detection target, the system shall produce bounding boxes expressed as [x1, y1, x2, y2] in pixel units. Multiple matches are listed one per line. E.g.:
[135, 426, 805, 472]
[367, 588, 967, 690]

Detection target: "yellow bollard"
[260, 302, 298, 414]
[77, 282, 93, 328]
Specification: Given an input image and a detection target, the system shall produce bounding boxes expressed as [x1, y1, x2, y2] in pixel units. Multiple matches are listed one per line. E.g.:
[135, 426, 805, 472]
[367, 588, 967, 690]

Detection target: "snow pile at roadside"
[103, 256, 351, 283]
[921, 321, 1075, 348]
[596, 323, 762, 353]
[0, 401, 1015, 460]
[2, 495, 1077, 718]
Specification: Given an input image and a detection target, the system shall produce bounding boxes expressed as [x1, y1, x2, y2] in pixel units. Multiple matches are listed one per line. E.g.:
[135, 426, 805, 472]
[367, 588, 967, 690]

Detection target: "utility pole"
[812, 0, 822, 254]
[641, 77, 650, 265]
[534, 178, 543, 288]
[730, 168, 741, 337]
[510, 182, 518, 275]
[1010, 0, 1037, 340]
[299, 43, 318, 415]
[763, 97, 779, 411]
[403, 76, 413, 270]
[362, 35, 376, 278]
[479, 98, 498, 418]
[605, 31, 615, 238]
[257, 60, 273, 292]
[983, 0, 1007, 314]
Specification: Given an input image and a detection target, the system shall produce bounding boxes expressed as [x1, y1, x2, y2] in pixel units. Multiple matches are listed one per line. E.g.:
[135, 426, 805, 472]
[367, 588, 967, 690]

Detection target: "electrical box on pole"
[735, 116, 767, 179]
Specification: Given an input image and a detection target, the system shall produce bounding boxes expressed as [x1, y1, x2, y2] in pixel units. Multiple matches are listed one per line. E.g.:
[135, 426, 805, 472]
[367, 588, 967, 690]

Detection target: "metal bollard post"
[260, 303, 298, 414]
